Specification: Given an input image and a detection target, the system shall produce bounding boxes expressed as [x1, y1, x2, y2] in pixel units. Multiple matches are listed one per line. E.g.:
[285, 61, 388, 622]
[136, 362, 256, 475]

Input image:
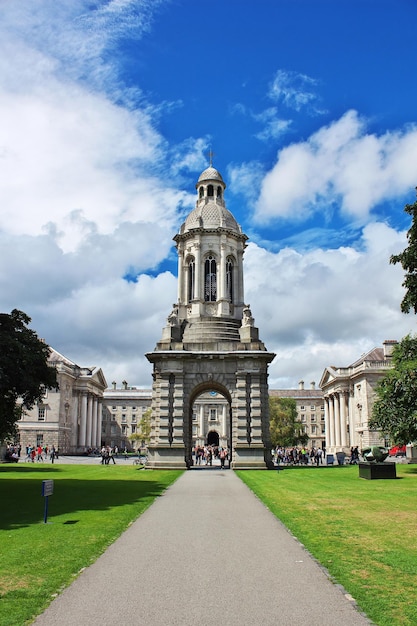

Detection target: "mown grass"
[0, 464, 182, 626]
[237, 464, 417, 626]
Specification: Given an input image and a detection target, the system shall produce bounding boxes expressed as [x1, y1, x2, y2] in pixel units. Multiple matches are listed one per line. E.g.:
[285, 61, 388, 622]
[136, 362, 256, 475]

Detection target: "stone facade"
[102, 383, 152, 451]
[146, 165, 275, 469]
[18, 348, 107, 454]
[320, 341, 397, 454]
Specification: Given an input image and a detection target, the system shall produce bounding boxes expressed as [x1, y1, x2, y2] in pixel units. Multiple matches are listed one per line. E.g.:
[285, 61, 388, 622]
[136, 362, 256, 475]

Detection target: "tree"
[269, 397, 309, 448]
[369, 335, 417, 445]
[0, 309, 57, 441]
[129, 408, 151, 449]
[390, 190, 417, 314]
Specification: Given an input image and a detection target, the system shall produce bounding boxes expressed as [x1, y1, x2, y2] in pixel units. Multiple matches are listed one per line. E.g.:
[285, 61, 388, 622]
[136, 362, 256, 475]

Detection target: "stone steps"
[182, 318, 241, 343]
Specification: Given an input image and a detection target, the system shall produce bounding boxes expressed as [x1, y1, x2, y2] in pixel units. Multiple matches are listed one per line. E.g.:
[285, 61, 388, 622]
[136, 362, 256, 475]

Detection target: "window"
[121, 414, 126, 423]
[311, 414, 316, 422]
[112, 414, 116, 421]
[112, 406, 116, 410]
[192, 412, 197, 421]
[204, 256, 217, 302]
[300, 414, 306, 422]
[226, 259, 233, 302]
[207, 184, 214, 197]
[122, 405, 126, 410]
[209, 409, 217, 421]
[131, 414, 137, 423]
[36, 434, 44, 447]
[38, 408, 45, 421]
[121, 424, 128, 435]
[321, 426, 325, 434]
[300, 405, 305, 410]
[199, 186, 204, 198]
[217, 185, 222, 198]
[310, 405, 315, 410]
[192, 425, 198, 436]
[111, 424, 117, 434]
[188, 258, 195, 302]
[321, 414, 325, 421]
[131, 424, 136, 434]
[311, 425, 316, 434]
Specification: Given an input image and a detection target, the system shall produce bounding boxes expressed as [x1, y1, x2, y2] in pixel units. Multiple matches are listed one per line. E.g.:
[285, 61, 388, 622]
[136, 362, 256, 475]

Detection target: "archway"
[186, 382, 232, 469]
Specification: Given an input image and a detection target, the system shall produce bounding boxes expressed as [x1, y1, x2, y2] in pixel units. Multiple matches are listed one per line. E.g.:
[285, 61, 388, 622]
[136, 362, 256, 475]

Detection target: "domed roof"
[197, 167, 225, 184]
[183, 202, 240, 233]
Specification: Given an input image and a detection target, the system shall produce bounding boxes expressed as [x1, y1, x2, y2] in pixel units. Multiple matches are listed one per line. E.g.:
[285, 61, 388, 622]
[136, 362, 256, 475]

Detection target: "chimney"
[112, 381, 116, 390]
[310, 381, 316, 390]
[383, 340, 398, 360]
[298, 380, 304, 390]
[122, 380, 128, 390]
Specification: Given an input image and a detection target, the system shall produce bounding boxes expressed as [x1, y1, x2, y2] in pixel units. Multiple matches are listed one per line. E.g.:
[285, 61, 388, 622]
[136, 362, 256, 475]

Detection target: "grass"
[0, 464, 182, 626]
[237, 464, 417, 626]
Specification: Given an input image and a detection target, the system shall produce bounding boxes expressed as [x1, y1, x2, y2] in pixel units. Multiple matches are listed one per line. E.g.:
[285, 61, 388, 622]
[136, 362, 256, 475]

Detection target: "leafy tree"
[269, 397, 309, 448]
[0, 309, 57, 441]
[390, 191, 417, 314]
[129, 407, 151, 449]
[369, 335, 417, 445]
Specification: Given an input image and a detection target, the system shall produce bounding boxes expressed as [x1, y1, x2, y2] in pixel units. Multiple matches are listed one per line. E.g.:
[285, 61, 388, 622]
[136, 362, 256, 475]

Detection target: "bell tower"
[146, 164, 275, 469]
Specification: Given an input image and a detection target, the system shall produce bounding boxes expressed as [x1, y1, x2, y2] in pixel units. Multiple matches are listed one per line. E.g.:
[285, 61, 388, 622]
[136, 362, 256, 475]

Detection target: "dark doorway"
[207, 431, 219, 446]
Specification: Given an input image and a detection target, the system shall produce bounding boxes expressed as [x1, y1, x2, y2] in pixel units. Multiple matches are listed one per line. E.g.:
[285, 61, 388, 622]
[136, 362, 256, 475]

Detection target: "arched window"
[188, 258, 195, 302]
[204, 256, 217, 302]
[199, 186, 204, 198]
[217, 186, 222, 199]
[226, 258, 233, 302]
[207, 184, 214, 197]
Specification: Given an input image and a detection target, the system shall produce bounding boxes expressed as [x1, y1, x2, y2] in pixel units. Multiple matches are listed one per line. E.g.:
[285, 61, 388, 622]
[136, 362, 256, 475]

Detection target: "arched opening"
[204, 256, 217, 302]
[207, 184, 214, 197]
[199, 186, 204, 198]
[217, 186, 222, 199]
[188, 257, 195, 302]
[226, 257, 234, 302]
[186, 383, 232, 470]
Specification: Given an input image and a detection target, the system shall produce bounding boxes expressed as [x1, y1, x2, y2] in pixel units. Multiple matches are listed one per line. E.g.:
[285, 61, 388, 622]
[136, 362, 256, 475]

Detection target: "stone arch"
[185, 380, 232, 468]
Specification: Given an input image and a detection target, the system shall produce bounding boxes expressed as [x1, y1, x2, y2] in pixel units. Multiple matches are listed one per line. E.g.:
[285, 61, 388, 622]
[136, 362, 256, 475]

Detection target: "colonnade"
[324, 390, 349, 451]
[78, 393, 102, 450]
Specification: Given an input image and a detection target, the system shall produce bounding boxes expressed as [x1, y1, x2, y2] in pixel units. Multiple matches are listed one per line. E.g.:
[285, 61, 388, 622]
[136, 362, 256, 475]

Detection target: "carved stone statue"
[242, 305, 254, 327]
[167, 304, 179, 327]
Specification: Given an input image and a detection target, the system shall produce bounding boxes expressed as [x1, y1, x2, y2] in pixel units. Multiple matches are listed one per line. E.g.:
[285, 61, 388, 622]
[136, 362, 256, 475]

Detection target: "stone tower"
[146, 164, 275, 469]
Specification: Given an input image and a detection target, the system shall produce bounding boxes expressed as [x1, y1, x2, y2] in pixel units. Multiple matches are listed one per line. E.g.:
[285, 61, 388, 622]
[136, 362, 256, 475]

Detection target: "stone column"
[340, 391, 348, 448]
[177, 243, 184, 303]
[218, 242, 226, 300]
[70, 394, 79, 450]
[91, 397, 98, 449]
[79, 393, 88, 447]
[195, 242, 201, 301]
[334, 393, 341, 448]
[328, 395, 335, 449]
[199, 405, 204, 442]
[222, 405, 227, 437]
[96, 400, 102, 448]
[86, 394, 93, 448]
[324, 396, 330, 450]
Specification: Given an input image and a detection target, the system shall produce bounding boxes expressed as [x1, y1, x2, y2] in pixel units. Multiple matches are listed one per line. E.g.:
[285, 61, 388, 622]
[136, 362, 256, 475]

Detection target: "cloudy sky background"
[1, 0, 417, 389]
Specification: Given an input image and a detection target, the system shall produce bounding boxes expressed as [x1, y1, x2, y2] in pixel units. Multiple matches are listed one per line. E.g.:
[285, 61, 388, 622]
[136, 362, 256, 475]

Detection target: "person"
[219, 447, 227, 469]
[108, 447, 116, 464]
[349, 446, 360, 464]
[50, 446, 57, 464]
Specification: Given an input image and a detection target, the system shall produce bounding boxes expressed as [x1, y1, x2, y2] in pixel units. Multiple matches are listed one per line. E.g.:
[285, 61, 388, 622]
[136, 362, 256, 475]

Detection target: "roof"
[197, 167, 225, 184]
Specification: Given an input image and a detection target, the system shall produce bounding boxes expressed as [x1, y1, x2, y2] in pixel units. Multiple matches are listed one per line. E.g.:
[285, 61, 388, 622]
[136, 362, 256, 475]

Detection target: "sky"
[1, 0, 417, 390]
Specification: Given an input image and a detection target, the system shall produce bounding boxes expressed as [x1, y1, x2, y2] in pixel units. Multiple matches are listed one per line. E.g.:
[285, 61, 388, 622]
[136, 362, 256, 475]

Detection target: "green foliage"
[369, 334, 417, 444]
[390, 190, 417, 314]
[129, 407, 151, 447]
[0, 309, 57, 441]
[269, 397, 308, 447]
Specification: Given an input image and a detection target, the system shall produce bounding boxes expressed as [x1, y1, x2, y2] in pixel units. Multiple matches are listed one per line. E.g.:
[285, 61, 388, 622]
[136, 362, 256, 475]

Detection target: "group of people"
[273, 446, 325, 466]
[100, 446, 117, 464]
[24, 445, 58, 463]
[194, 445, 229, 468]
[4, 444, 21, 462]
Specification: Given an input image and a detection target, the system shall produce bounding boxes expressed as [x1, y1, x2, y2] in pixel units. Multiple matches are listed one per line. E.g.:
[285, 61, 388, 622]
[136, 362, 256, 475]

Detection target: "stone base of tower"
[146, 445, 188, 470]
[231, 445, 273, 470]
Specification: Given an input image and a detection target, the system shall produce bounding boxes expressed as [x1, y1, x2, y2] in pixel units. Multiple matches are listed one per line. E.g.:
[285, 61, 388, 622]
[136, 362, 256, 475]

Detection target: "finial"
[207, 148, 215, 167]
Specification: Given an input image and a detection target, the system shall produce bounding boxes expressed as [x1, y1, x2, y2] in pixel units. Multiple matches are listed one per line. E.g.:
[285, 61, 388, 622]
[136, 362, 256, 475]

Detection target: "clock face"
[209, 391, 217, 397]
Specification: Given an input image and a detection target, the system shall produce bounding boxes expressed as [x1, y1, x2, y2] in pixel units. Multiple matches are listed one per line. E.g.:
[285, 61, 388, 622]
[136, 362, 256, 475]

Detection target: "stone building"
[269, 381, 325, 450]
[146, 164, 275, 469]
[320, 340, 397, 454]
[18, 348, 107, 454]
[102, 382, 152, 451]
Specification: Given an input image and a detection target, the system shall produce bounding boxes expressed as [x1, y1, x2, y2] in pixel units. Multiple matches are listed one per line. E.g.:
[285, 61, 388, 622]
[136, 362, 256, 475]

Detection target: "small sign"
[42, 479, 54, 497]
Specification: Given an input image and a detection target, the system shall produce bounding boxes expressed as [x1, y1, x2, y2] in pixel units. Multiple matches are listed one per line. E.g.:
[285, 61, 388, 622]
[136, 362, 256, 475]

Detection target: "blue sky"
[1, 0, 416, 388]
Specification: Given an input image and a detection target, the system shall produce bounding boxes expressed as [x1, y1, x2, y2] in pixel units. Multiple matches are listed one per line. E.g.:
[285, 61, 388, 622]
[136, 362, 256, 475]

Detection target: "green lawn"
[0, 464, 182, 626]
[237, 464, 417, 626]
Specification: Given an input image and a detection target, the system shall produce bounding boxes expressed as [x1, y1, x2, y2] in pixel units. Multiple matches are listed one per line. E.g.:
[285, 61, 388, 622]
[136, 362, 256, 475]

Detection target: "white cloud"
[255, 110, 417, 223]
[243, 222, 414, 388]
[268, 69, 322, 113]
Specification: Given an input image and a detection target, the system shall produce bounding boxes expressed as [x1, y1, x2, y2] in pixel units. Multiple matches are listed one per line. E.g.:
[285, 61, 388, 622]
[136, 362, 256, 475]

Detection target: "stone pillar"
[70, 394, 79, 450]
[199, 405, 204, 442]
[96, 400, 102, 447]
[195, 242, 201, 301]
[177, 243, 184, 303]
[222, 405, 227, 438]
[334, 393, 341, 448]
[86, 394, 93, 448]
[219, 242, 226, 300]
[340, 391, 348, 448]
[328, 395, 335, 449]
[91, 397, 98, 449]
[324, 396, 330, 450]
[79, 393, 88, 447]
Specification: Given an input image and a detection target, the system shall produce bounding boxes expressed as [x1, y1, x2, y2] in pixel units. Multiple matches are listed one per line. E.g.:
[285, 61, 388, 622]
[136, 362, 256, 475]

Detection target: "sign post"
[42, 480, 54, 523]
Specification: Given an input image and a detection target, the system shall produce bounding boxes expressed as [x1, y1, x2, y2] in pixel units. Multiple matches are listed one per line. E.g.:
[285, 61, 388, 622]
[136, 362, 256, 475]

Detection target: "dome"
[183, 202, 240, 233]
[197, 167, 225, 185]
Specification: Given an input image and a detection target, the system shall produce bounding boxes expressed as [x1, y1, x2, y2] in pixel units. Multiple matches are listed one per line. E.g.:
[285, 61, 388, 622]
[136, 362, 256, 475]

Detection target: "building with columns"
[320, 340, 397, 454]
[146, 164, 275, 469]
[18, 348, 107, 454]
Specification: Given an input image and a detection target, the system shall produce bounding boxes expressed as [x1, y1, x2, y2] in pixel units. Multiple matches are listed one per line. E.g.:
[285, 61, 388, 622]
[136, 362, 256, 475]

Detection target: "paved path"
[34, 469, 371, 626]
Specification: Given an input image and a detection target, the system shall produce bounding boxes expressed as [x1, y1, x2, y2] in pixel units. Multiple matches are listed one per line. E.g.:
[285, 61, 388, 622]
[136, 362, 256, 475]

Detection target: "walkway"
[34, 469, 371, 626]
